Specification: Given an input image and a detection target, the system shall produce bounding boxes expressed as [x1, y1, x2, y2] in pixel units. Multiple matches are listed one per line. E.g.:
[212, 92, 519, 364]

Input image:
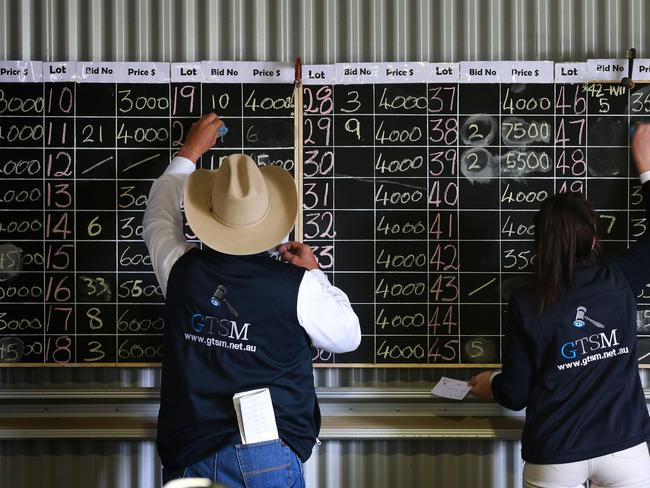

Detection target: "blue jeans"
[162, 439, 305, 488]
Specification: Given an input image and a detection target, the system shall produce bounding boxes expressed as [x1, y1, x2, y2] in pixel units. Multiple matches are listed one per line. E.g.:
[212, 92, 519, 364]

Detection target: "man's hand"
[278, 241, 319, 270]
[177, 113, 225, 164]
[468, 371, 494, 399]
[632, 123, 650, 175]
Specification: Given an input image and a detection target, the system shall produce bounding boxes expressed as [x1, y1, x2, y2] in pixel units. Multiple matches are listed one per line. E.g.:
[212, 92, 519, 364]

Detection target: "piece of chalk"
[217, 126, 229, 136]
[631, 122, 649, 138]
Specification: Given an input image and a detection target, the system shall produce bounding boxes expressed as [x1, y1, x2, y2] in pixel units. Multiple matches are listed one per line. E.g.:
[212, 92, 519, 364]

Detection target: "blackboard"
[301, 60, 650, 366]
[1, 59, 650, 366]
[0, 60, 295, 365]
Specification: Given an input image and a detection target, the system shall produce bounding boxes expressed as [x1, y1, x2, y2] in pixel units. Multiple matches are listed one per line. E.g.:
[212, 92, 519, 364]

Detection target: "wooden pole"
[293, 58, 304, 242]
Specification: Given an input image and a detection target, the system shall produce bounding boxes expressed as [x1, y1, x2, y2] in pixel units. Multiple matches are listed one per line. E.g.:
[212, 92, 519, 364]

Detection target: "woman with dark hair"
[469, 125, 650, 488]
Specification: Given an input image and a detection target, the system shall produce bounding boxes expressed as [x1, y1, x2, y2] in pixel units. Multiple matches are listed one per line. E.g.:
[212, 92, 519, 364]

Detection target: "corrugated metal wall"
[1, 0, 649, 487]
[0, 0, 649, 63]
[0, 438, 527, 488]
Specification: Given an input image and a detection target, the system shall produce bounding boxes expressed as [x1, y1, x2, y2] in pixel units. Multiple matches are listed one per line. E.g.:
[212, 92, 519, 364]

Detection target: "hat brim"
[184, 165, 298, 255]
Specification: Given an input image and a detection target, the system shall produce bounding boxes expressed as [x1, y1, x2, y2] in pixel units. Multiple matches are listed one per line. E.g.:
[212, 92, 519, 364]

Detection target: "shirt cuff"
[164, 156, 196, 176]
[489, 371, 502, 384]
[640, 170, 650, 184]
[308, 268, 330, 286]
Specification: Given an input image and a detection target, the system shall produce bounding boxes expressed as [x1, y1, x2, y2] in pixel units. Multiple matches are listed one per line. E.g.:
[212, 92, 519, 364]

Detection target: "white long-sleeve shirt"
[142, 157, 361, 354]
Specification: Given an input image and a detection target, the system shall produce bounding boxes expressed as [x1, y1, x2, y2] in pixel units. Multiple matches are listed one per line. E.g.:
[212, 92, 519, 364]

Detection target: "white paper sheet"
[430, 377, 471, 400]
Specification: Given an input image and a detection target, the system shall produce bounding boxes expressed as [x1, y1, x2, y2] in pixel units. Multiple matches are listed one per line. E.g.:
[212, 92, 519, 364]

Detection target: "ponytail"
[534, 192, 598, 314]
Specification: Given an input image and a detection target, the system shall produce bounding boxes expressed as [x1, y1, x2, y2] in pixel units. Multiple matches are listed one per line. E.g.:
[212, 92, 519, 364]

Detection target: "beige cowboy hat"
[184, 154, 297, 255]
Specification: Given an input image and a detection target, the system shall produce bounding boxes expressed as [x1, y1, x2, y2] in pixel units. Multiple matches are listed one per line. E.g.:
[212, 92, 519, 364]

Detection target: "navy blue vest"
[499, 259, 650, 463]
[157, 248, 320, 470]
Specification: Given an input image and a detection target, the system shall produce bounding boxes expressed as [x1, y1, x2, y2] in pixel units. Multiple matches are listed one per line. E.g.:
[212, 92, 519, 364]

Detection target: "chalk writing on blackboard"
[1, 59, 650, 366]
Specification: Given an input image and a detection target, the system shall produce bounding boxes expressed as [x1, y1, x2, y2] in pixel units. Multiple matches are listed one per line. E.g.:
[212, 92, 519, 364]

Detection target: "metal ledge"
[0, 388, 160, 401]
[0, 416, 525, 441]
[0, 387, 445, 402]
[0, 387, 519, 417]
[1, 386, 649, 401]
[0, 417, 156, 440]
[0, 387, 641, 440]
[0, 387, 462, 400]
[319, 416, 524, 440]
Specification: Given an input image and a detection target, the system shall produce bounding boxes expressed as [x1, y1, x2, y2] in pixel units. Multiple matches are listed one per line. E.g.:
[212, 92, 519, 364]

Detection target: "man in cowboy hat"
[143, 113, 361, 487]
